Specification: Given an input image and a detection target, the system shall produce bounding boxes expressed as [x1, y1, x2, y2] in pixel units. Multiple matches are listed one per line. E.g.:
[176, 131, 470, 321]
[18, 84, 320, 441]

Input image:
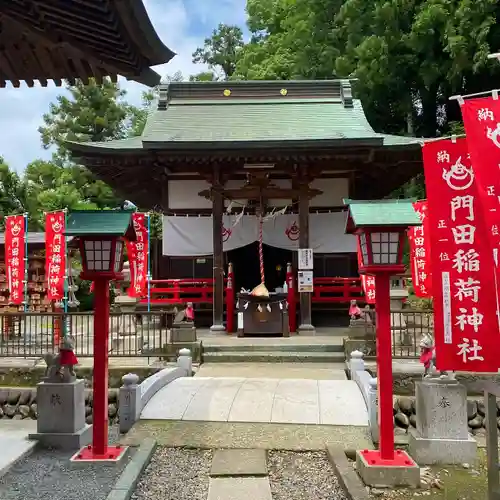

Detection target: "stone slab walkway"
[195, 362, 347, 380]
[0, 420, 37, 478]
[140, 377, 368, 426]
[208, 477, 272, 500]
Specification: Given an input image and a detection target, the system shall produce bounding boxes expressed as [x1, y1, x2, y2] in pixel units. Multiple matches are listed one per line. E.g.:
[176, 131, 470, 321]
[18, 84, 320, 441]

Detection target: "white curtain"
[162, 212, 357, 256]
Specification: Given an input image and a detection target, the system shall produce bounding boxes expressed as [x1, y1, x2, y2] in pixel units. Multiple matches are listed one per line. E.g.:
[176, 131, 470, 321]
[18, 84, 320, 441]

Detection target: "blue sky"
[0, 0, 247, 172]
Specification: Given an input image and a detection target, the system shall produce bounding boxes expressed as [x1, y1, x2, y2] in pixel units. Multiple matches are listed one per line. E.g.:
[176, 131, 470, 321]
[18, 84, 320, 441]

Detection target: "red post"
[92, 278, 110, 456]
[286, 262, 296, 334]
[173, 280, 180, 301]
[226, 263, 235, 334]
[374, 272, 394, 460]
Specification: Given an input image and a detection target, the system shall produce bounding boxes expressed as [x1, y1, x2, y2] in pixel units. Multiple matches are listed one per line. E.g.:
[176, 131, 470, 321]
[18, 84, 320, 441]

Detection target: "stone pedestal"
[408, 379, 477, 465]
[356, 450, 420, 488]
[29, 379, 92, 450]
[171, 323, 197, 343]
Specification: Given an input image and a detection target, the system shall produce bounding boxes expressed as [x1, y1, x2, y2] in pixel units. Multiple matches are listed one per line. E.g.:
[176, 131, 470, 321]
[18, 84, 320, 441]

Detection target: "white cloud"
[0, 0, 246, 173]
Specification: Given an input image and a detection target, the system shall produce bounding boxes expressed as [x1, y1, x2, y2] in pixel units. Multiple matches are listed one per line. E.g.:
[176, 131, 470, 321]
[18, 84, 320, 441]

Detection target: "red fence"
[140, 277, 364, 307]
[139, 271, 365, 334]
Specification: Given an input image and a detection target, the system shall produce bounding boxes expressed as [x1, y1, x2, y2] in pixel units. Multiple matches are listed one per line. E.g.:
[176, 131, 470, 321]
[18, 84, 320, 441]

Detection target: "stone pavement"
[195, 362, 347, 380]
[141, 377, 368, 425]
[0, 419, 37, 478]
[208, 450, 272, 500]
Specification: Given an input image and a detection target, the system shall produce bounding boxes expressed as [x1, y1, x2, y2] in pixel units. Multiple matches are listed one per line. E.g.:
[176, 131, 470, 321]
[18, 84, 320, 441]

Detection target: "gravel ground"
[268, 451, 348, 500]
[0, 426, 131, 500]
[131, 447, 212, 500]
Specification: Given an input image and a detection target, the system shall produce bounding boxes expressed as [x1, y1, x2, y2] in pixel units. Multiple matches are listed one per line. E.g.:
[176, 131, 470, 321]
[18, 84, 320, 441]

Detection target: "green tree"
[39, 79, 133, 159]
[37, 78, 153, 213]
[234, 0, 343, 80]
[0, 158, 30, 227]
[235, 0, 500, 137]
[189, 71, 218, 82]
[192, 24, 245, 79]
[128, 90, 154, 138]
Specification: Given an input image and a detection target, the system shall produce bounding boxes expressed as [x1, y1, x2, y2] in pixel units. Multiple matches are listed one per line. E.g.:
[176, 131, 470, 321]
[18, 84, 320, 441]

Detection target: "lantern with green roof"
[344, 199, 421, 275]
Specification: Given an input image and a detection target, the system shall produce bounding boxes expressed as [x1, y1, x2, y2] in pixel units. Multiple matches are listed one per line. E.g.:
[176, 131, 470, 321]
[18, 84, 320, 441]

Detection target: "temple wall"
[166, 177, 349, 210]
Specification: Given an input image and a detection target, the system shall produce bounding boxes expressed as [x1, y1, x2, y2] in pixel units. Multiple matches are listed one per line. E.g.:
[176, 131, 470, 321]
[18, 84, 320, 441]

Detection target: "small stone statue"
[349, 300, 373, 327]
[43, 337, 78, 383]
[419, 333, 455, 380]
[349, 299, 362, 320]
[173, 302, 195, 324]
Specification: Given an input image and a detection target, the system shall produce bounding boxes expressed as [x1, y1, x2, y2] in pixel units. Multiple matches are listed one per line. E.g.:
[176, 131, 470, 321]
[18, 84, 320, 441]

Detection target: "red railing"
[141, 276, 364, 306]
[140, 278, 227, 305]
[140, 263, 236, 332]
[311, 277, 364, 303]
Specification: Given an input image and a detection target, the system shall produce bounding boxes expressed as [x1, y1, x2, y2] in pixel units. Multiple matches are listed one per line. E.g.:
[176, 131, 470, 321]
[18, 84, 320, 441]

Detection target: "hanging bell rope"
[251, 201, 269, 298]
[259, 214, 265, 285]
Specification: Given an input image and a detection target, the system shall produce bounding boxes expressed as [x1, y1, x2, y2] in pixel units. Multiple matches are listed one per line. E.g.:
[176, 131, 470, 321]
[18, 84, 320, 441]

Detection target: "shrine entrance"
[227, 243, 292, 294]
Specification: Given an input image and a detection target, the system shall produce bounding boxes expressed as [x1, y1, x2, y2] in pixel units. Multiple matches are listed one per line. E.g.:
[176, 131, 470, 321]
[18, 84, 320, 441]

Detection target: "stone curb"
[105, 438, 157, 500]
[326, 445, 370, 500]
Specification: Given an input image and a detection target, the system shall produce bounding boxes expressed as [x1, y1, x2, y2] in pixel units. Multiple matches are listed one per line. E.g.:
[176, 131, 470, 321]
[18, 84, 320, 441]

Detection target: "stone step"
[202, 351, 345, 363]
[203, 343, 343, 353]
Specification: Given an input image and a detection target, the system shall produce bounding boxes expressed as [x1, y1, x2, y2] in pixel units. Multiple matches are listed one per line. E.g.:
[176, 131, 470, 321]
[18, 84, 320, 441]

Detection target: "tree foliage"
[234, 0, 500, 137]
[192, 24, 245, 79]
[0, 78, 155, 228]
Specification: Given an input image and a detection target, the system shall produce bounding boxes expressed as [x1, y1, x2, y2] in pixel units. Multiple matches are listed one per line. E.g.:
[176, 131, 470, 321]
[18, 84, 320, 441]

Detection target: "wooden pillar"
[210, 170, 226, 332]
[298, 181, 315, 332]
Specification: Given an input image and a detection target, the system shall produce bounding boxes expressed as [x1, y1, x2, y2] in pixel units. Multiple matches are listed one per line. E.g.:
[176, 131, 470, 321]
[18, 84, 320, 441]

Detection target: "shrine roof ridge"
[157, 79, 354, 106]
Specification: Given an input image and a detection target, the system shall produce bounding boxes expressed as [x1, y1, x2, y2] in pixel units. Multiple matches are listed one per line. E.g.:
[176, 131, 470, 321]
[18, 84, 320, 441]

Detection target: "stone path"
[140, 377, 368, 426]
[132, 447, 348, 500]
[0, 420, 37, 478]
[208, 450, 272, 500]
[195, 362, 347, 380]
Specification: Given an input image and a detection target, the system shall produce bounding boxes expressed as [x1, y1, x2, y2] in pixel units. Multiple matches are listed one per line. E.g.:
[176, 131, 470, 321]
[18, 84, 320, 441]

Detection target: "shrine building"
[67, 79, 423, 331]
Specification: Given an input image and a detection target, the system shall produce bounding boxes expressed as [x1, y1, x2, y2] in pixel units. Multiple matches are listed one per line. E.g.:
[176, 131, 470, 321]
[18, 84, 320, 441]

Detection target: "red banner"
[5, 215, 26, 305]
[408, 200, 432, 298]
[460, 96, 500, 320]
[126, 213, 148, 298]
[357, 243, 376, 304]
[423, 137, 498, 372]
[45, 212, 66, 301]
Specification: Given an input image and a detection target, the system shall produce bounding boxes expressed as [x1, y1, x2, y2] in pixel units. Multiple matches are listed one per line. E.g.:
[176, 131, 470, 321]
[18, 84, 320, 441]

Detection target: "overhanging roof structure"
[0, 0, 175, 87]
[67, 80, 425, 207]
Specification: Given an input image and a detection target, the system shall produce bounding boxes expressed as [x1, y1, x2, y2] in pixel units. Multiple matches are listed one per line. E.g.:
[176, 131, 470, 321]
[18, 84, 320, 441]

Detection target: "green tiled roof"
[66, 80, 422, 152]
[344, 199, 421, 231]
[65, 210, 135, 239]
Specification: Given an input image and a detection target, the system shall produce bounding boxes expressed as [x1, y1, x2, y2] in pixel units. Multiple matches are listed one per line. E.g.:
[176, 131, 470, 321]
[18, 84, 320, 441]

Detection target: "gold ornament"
[223, 89, 231, 96]
[280, 88, 288, 96]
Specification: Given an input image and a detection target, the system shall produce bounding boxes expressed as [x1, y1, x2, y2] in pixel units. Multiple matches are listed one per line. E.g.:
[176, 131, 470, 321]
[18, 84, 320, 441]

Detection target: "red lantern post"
[344, 199, 421, 487]
[65, 211, 136, 463]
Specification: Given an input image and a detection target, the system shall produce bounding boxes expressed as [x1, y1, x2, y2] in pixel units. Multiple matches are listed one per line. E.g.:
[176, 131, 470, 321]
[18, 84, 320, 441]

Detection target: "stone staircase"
[201, 342, 345, 363]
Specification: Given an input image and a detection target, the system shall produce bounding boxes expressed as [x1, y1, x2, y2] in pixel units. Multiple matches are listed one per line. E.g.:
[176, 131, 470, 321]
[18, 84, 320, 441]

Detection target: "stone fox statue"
[43, 337, 78, 382]
[419, 333, 455, 380]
